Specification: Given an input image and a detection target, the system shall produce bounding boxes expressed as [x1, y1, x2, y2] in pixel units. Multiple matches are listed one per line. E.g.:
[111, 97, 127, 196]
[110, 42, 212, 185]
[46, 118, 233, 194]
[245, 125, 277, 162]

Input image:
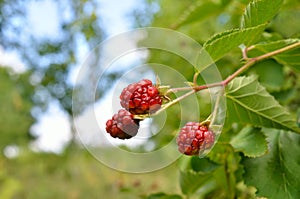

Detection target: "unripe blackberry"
[176, 122, 215, 156]
[105, 109, 140, 139]
[120, 79, 162, 114]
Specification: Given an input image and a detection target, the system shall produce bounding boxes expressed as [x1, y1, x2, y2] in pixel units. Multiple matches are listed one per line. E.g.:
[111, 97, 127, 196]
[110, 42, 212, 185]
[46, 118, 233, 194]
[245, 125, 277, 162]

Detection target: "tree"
[0, 0, 103, 115]
[0, 68, 34, 150]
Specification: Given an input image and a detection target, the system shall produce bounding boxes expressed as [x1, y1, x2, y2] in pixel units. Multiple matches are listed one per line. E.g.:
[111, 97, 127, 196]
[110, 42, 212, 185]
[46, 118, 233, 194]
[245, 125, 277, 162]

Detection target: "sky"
[0, 46, 27, 73]
[1, 0, 148, 154]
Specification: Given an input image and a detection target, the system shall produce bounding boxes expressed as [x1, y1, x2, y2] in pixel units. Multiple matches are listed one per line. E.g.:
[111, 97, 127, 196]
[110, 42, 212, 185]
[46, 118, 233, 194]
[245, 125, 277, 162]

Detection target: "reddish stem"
[153, 41, 300, 115]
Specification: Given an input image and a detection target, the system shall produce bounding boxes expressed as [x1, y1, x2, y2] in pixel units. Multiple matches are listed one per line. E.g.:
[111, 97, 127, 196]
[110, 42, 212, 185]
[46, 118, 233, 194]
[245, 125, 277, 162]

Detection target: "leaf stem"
[151, 41, 300, 115]
[221, 57, 254, 86]
[193, 72, 200, 86]
[171, 41, 300, 93]
[255, 41, 300, 60]
[165, 87, 195, 94]
[224, 41, 300, 85]
[224, 155, 235, 199]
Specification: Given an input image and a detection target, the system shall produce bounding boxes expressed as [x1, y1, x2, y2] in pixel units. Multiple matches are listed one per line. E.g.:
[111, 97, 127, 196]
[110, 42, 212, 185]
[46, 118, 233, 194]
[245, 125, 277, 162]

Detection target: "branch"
[151, 41, 300, 115]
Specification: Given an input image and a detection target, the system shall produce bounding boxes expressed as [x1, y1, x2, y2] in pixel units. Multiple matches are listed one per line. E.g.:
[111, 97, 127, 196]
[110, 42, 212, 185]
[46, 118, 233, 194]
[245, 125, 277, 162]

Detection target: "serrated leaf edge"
[226, 76, 300, 133]
[203, 24, 266, 49]
[230, 129, 269, 158]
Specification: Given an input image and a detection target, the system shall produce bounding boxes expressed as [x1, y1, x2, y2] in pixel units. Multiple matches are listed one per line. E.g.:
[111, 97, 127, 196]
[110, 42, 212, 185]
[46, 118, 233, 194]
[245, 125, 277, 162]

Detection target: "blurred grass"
[0, 147, 181, 199]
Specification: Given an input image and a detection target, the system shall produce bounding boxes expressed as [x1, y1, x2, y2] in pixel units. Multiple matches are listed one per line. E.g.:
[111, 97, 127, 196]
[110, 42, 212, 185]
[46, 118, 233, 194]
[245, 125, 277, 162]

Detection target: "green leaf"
[0, 68, 34, 149]
[248, 39, 300, 71]
[179, 170, 213, 195]
[190, 157, 220, 173]
[178, 156, 219, 195]
[249, 59, 284, 91]
[273, 88, 297, 105]
[297, 108, 300, 128]
[230, 126, 268, 157]
[207, 143, 236, 164]
[243, 129, 300, 199]
[226, 76, 300, 133]
[206, 143, 241, 198]
[177, 156, 193, 171]
[146, 193, 183, 199]
[171, 1, 230, 29]
[197, 24, 266, 70]
[242, 0, 283, 28]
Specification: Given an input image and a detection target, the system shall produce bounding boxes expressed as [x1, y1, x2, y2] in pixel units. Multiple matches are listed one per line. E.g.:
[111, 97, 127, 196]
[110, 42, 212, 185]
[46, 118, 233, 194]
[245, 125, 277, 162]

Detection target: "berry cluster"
[106, 109, 140, 139]
[120, 79, 162, 114]
[105, 79, 215, 155]
[105, 79, 162, 139]
[176, 122, 215, 156]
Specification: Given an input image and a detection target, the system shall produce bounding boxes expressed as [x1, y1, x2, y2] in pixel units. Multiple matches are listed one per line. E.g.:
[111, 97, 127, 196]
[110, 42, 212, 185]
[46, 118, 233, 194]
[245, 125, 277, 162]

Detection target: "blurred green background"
[0, 0, 299, 198]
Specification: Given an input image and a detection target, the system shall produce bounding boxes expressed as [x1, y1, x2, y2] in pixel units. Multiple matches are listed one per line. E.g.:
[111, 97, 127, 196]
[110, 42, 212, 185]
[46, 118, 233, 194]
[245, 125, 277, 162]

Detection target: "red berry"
[105, 109, 140, 139]
[120, 79, 162, 114]
[176, 122, 215, 156]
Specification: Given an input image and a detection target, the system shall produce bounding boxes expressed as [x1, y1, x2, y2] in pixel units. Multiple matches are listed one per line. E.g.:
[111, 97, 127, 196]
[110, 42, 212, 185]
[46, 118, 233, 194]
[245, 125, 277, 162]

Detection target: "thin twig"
[152, 90, 196, 116]
[150, 41, 300, 115]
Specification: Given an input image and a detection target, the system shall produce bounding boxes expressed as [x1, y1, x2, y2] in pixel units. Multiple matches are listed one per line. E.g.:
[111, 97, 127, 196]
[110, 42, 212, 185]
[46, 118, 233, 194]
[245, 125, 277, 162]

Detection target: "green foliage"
[176, 143, 243, 198]
[242, 0, 283, 28]
[243, 129, 300, 198]
[0, 0, 104, 114]
[230, 126, 268, 157]
[226, 76, 299, 133]
[171, 0, 231, 29]
[146, 193, 182, 199]
[190, 157, 220, 173]
[0, 168, 22, 199]
[197, 24, 266, 69]
[179, 157, 220, 196]
[0, 0, 300, 198]
[248, 39, 300, 71]
[179, 170, 213, 195]
[143, 0, 300, 198]
[249, 59, 284, 91]
[298, 108, 300, 127]
[0, 68, 34, 150]
[0, 148, 180, 199]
